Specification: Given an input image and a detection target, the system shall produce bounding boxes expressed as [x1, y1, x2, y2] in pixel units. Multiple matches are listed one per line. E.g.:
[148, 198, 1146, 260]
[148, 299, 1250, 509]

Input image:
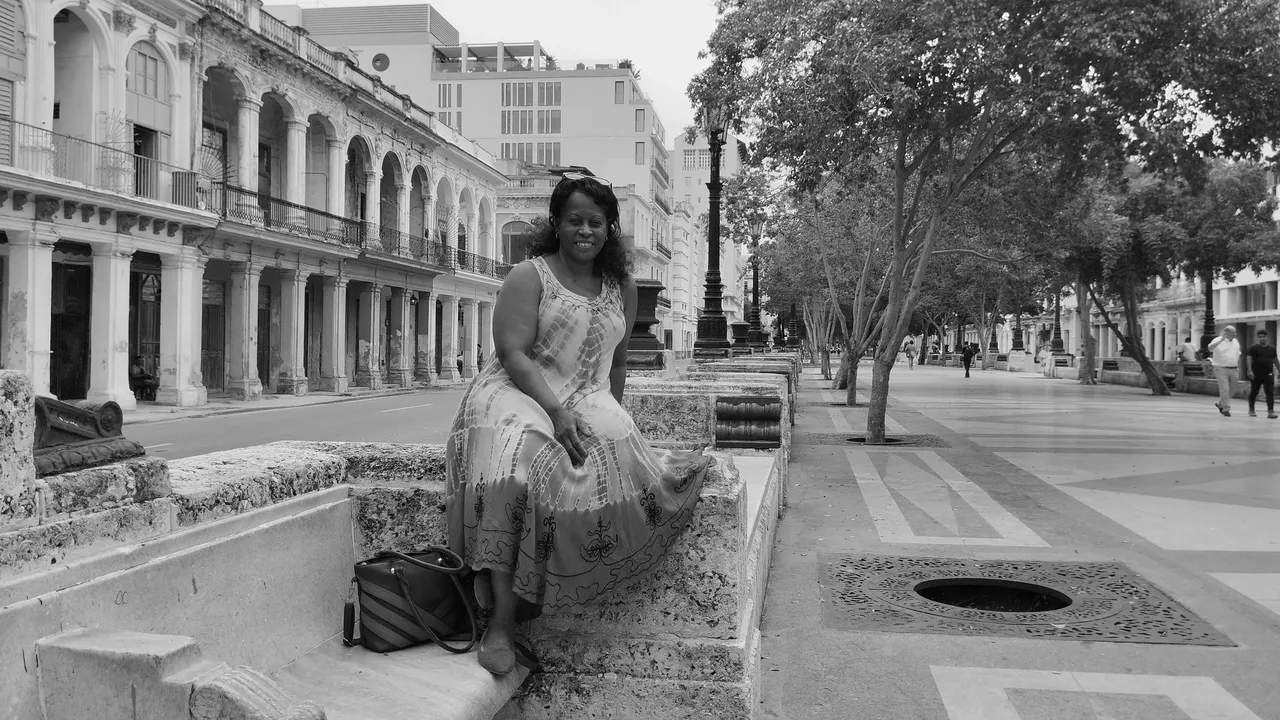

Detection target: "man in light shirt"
[1208, 325, 1242, 416]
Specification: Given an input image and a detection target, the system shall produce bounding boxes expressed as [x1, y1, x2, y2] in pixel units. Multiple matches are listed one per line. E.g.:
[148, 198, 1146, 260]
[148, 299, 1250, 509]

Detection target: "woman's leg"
[479, 569, 519, 674]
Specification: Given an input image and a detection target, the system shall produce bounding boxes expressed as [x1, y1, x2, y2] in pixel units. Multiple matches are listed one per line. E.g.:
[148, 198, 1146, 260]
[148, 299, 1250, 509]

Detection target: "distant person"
[129, 356, 159, 400]
[903, 338, 917, 369]
[1208, 325, 1242, 417]
[1244, 330, 1279, 419]
[961, 342, 977, 379]
[1178, 337, 1199, 363]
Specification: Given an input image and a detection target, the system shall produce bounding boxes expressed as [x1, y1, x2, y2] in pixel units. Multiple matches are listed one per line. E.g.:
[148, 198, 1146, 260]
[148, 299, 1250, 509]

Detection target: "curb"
[125, 385, 460, 426]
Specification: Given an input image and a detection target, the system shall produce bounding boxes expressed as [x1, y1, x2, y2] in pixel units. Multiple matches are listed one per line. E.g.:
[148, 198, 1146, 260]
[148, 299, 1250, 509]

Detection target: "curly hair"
[523, 176, 633, 284]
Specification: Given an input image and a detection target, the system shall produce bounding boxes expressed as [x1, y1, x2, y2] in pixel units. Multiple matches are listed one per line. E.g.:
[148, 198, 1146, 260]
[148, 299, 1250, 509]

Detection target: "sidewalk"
[761, 363, 1280, 720]
[125, 382, 461, 425]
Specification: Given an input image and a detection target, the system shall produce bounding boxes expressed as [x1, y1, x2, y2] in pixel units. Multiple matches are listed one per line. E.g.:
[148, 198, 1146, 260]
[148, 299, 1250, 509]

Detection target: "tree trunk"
[1088, 284, 1171, 396]
[846, 356, 860, 406]
[865, 352, 894, 442]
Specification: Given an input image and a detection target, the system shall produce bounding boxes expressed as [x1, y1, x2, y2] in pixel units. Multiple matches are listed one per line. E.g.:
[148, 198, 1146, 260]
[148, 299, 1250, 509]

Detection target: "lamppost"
[787, 302, 800, 349]
[747, 218, 766, 351]
[693, 103, 733, 359]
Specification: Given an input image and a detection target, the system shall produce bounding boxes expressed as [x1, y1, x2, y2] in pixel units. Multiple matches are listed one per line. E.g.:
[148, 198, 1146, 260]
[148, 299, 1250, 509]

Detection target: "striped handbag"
[343, 548, 478, 654]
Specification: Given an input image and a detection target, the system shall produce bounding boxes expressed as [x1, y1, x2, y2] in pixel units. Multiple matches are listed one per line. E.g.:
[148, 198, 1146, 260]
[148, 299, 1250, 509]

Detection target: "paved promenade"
[762, 363, 1280, 720]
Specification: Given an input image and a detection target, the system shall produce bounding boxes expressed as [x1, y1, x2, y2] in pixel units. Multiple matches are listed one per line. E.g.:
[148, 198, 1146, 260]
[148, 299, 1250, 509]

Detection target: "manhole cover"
[914, 578, 1071, 613]
[818, 554, 1232, 646]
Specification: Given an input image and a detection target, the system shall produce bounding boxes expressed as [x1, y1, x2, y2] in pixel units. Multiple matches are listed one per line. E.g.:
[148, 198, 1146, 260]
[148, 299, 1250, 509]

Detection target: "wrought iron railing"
[655, 239, 671, 258]
[210, 183, 363, 247]
[651, 157, 670, 184]
[657, 293, 672, 309]
[1, 118, 208, 209]
[652, 192, 671, 215]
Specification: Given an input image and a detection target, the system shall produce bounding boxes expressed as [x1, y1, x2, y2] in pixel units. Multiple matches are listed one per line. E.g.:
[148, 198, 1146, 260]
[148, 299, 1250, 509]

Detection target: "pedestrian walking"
[903, 338, 918, 369]
[1208, 325, 1242, 416]
[961, 342, 977, 379]
[1244, 330, 1279, 419]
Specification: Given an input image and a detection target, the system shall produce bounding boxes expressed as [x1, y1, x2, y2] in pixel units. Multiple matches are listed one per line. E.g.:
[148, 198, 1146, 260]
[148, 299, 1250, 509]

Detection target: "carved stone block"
[98, 207, 112, 225]
[112, 9, 136, 33]
[116, 212, 138, 235]
[137, 215, 152, 233]
[33, 397, 145, 477]
[62, 200, 77, 220]
[12, 190, 27, 212]
[34, 195, 60, 222]
[80, 203, 95, 222]
[166, 221, 179, 237]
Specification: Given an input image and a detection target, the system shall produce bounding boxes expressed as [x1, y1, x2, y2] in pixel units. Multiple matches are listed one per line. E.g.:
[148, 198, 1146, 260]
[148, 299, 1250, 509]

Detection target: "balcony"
[651, 192, 671, 215]
[657, 293, 672, 309]
[655, 239, 671, 258]
[650, 157, 670, 186]
[205, 0, 344, 77]
[212, 184, 363, 247]
[1, 119, 209, 210]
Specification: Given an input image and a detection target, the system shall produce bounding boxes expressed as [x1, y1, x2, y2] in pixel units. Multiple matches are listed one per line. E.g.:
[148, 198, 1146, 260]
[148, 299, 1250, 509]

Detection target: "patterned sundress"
[445, 256, 710, 610]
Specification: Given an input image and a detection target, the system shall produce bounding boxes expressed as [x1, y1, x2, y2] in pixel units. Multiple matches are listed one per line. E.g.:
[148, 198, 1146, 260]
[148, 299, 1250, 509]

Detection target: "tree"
[691, 0, 1280, 442]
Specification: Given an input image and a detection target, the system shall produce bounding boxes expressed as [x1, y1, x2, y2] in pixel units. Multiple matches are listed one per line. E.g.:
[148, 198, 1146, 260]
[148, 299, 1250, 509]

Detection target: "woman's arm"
[609, 279, 639, 404]
[493, 262, 590, 466]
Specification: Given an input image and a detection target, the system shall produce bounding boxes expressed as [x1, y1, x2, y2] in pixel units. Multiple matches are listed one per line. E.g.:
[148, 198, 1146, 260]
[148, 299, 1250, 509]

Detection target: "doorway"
[201, 279, 226, 392]
[50, 262, 92, 400]
[257, 284, 271, 389]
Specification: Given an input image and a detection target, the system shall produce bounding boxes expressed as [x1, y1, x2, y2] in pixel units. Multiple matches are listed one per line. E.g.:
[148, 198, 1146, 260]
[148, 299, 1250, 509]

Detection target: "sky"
[284, 0, 722, 135]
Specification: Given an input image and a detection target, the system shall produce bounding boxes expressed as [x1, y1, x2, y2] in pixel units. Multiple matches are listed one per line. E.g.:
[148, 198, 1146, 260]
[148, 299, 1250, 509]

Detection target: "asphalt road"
[126, 389, 467, 460]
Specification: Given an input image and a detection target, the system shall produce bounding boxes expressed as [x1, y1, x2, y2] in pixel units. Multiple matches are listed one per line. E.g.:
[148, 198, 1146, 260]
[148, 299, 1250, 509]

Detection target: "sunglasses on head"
[560, 172, 612, 187]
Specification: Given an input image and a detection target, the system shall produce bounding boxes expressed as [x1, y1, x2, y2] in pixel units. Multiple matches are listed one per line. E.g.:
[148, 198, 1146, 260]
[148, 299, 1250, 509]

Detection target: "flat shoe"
[478, 625, 516, 676]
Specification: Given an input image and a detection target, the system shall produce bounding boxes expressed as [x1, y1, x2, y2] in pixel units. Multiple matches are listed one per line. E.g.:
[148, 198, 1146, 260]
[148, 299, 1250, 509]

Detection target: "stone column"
[84, 242, 136, 410]
[226, 262, 264, 401]
[4, 230, 55, 397]
[396, 182, 410, 254]
[416, 290, 436, 383]
[364, 170, 381, 242]
[356, 284, 383, 389]
[460, 298, 478, 378]
[387, 287, 412, 387]
[478, 300, 494, 370]
[319, 276, 348, 392]
[278, 270, 308, 395]
[236, 98, 261, 191]
[284, 119, 308, 226]
[438, 294, 459, 381]
[157, 253, 207, 406]
[326, 138, 345, 227]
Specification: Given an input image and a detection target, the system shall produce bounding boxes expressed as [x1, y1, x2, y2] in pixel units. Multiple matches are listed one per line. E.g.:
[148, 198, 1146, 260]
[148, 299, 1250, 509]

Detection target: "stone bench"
[1, 377, 787, 720]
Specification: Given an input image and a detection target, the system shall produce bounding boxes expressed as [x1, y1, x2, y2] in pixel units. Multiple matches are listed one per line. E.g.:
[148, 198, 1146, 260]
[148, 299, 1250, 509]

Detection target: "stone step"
[272, 636, 528, 720]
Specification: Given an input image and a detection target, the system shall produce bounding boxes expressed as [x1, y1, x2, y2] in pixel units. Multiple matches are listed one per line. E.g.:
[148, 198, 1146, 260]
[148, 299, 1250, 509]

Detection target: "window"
[502, 221, 533, 264]
[501, 142, 534, 162]
[635, 142, 644, 165]
[456, 111, 462, 133]
[502, 82, 534, 107]
[438, 83, 452, 108]
[685, 177, 691, 187]
[127, 46, 163, 99]
[501, 110, 535, 135]
[537, 81, 561, 106]
[456, 83, 462, 107]
[536, 109, 561, 134]
[537, 142, 561, 166]
[614, 81, 624, 104]
[635, 109, 647, 133]
[683, 149, 697, 170]
[439, 111, 451, 128]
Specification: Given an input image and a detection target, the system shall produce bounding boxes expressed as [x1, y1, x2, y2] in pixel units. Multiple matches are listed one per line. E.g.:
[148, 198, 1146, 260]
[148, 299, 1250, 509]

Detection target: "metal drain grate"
[818, 554, 1233, 646]
[801, 433, 950, 448]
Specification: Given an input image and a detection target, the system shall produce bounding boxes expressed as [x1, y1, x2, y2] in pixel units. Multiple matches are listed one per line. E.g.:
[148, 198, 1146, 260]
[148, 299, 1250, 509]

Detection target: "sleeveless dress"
[445, 256, 710, 610]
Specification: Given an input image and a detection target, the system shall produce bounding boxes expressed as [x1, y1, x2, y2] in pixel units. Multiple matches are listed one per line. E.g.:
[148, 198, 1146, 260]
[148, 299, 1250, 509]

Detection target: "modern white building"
[0, 0, 511, 411]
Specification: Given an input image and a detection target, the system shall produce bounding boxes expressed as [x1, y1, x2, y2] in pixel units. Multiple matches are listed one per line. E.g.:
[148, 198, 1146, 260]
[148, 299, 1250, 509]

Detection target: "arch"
[501, 220, 532, 264]
[379, 151, 404, 235]
[478, 196, 493, 257]
[456, 187, 474, 254]
[51, 6, 110, 141]
[304, 112, 335, 209]
[257, 92, 291, 198]
[345, 135, 374, 220]
[261, 89, 300, 122]
[434, 175, 455, 244]
[409, 165, 432, 239]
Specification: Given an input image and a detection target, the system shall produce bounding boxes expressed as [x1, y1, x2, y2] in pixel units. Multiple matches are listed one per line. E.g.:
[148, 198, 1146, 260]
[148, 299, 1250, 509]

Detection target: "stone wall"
[1, 371, 37, 527]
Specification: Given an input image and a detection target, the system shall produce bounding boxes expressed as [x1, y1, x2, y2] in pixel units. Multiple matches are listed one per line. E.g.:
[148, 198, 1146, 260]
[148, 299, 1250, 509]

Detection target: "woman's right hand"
[550, 406, 591, 468]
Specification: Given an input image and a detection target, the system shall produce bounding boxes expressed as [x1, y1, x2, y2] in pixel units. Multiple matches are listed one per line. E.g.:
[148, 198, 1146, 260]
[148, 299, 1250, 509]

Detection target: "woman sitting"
[445, 173, 712, 675]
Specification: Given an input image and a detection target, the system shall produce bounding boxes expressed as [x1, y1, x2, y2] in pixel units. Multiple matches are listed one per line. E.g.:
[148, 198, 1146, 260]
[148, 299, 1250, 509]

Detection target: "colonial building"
[0, 0, 509, 411]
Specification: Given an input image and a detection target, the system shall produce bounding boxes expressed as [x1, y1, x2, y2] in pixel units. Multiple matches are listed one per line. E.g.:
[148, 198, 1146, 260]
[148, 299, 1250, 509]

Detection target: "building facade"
[0, 0, 510, 411]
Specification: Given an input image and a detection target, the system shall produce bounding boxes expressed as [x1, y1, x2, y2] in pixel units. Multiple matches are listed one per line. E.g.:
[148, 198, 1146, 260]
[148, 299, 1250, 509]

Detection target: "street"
[126, 389, 466, 460]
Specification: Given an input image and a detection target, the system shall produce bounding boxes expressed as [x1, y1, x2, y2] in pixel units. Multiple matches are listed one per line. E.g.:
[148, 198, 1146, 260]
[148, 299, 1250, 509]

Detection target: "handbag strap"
[391, 565, 478, 654]
[375, 548, 468, 575]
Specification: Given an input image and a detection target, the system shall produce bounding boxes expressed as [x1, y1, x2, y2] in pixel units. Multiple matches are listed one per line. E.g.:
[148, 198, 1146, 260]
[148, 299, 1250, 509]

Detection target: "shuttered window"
[0, 0, 16, 57]
[0, 79, 13, 165]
